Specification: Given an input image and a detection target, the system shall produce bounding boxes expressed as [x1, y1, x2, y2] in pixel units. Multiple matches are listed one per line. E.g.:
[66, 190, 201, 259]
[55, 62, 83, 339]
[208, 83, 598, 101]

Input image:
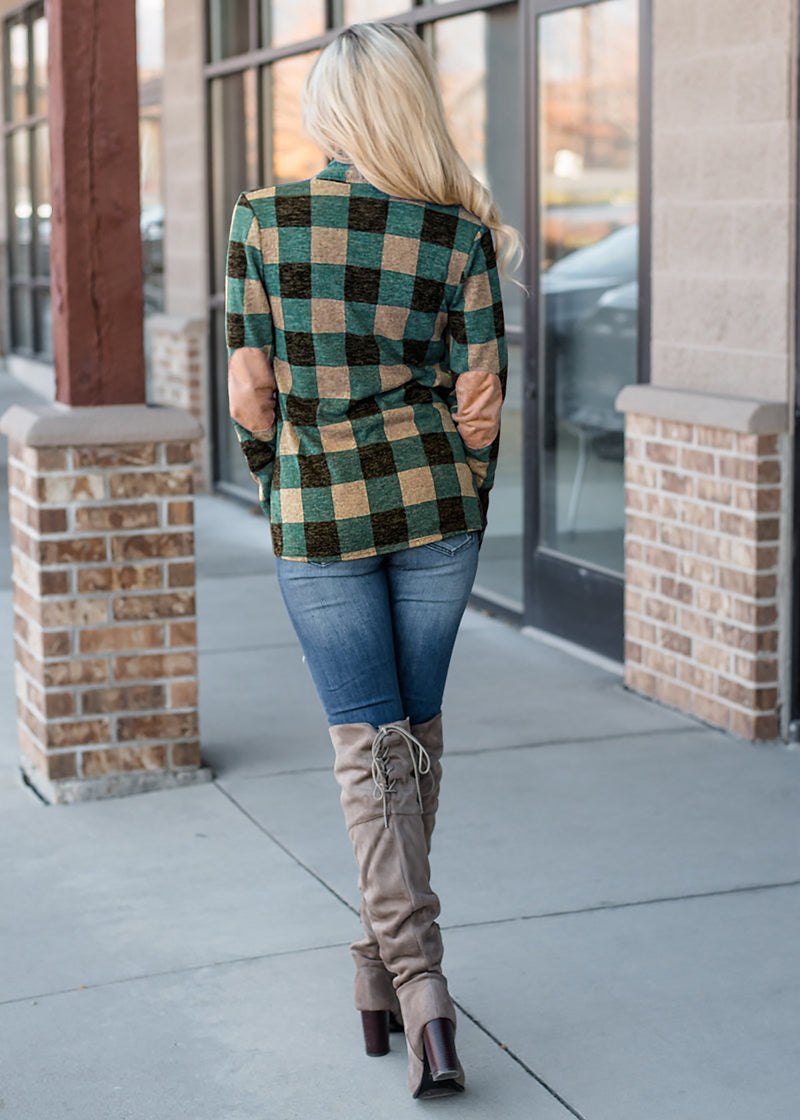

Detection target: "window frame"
[205, 0, 522, 499]
[3, 0, 50, 361]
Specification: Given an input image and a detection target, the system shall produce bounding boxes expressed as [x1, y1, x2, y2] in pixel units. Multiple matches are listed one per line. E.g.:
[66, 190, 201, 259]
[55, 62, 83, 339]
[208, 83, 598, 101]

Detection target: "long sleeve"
[446, 225, 508, 529]
[225, 192, 277, 511]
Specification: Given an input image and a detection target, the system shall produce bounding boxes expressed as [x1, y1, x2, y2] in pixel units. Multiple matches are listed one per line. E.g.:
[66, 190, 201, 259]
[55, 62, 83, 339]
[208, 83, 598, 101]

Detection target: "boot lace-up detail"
[370, 724, 431, 828]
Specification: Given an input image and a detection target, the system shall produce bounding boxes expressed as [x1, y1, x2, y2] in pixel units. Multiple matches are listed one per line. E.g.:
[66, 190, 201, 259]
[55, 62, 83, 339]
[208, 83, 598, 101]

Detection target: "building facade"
[1, 0, 798, 741]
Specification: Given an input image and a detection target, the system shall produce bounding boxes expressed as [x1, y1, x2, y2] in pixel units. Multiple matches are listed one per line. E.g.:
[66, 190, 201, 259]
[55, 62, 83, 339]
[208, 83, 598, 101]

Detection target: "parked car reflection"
[541, 223, 639, 533]
[542, 222, 638, 335]
[542, 222, 638, 447]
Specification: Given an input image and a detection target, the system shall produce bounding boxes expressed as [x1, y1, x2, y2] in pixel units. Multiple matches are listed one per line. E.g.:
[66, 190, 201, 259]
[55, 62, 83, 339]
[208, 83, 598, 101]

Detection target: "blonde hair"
[301, 21, 523, 280]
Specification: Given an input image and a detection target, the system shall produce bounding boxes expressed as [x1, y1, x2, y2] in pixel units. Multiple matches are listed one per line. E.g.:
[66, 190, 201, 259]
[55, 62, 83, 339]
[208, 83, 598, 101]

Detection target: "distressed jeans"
[275, 531, 480, 727]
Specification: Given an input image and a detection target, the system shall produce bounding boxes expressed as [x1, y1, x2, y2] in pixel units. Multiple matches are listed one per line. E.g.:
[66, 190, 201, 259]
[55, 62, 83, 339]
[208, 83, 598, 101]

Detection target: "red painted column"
[47, 0, 146, 405]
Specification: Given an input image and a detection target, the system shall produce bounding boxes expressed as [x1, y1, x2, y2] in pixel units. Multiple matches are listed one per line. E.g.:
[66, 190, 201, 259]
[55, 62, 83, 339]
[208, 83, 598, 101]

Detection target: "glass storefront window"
[136, 0, 164, 76]
[538, 0, 638, 576]
[5, 5, 46, 358]
[6, 18, 28, 121]
[432, 5, 524, 607]
[269, 52, 323, 184]
[4, 0, 165, 361]
[210, 70, 259, 283]
[432, 8, 524, 329]
[208, 0, 251, 61]
[213, 307, 258, 492]
[433, 14, 488, 187]
[33, 123, 50, 277]
[10, 288, 34, 352]
[205, 2, 525, 618]
[265, 1, 325, 47]
[342, 0, 408, 21]
[10, 129, 32, 278]
[35, 290, 53, 359]
[140, 111, 164, 314]
[32, 12, 46, 115]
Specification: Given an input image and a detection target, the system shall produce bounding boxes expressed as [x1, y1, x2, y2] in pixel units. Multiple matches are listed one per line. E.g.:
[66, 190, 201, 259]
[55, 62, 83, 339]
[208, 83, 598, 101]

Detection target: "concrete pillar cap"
[615, 384, 790, 435]
[0, 402, 204, 448]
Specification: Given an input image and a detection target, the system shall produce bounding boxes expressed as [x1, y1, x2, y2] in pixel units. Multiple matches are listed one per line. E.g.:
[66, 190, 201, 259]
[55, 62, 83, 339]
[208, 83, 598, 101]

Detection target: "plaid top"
[225, 158, 507, 562]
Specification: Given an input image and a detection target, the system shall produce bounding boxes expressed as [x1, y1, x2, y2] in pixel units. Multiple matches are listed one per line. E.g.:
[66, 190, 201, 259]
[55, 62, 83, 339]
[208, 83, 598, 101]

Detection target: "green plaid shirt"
[225, 158, 507, 562]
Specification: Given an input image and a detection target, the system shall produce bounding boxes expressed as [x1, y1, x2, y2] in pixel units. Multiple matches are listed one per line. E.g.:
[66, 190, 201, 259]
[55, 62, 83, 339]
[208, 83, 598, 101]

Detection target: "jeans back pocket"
[424, 532, 477, 557]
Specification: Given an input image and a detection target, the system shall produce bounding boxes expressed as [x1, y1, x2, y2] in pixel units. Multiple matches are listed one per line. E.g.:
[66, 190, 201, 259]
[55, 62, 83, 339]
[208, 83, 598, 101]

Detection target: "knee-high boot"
[328, 718, 464, 1098]
[348, 712, 443, 1016]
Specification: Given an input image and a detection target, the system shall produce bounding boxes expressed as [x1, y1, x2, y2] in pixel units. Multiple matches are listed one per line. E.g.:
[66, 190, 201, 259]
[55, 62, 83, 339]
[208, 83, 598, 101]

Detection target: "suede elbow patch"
[452, 370, 503, 450]
[228, 347, 276, 435]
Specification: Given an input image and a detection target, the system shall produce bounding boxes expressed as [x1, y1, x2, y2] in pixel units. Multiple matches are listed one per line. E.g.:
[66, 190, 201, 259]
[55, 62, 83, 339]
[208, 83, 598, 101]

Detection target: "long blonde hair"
[301, 21, 523, 280]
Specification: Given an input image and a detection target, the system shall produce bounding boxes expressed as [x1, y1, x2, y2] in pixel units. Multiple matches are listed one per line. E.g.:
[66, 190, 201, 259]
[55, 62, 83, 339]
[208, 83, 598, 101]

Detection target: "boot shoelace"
[370, 724, 431, 829]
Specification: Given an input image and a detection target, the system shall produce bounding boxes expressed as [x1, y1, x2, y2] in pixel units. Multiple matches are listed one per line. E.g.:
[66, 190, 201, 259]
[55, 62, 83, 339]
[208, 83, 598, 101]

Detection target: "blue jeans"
[275, 532, 480, 727]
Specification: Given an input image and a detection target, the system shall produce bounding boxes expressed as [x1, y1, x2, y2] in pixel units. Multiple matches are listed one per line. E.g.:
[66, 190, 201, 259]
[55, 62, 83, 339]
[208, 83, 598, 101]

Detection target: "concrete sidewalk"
[1, 374, 799, 1119]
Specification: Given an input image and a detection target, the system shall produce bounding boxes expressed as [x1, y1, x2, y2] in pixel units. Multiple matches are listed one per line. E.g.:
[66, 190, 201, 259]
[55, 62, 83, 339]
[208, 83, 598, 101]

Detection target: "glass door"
[524, 0, 646, 658]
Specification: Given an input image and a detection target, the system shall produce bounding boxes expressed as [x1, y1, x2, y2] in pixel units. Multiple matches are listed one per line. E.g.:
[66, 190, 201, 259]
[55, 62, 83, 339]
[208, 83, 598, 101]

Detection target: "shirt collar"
[315, 158, 369, 185]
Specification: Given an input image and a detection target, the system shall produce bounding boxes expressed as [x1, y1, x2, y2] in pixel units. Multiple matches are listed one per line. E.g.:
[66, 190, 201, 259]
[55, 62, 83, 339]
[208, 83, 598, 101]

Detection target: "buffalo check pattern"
[225, 158, 507, 562]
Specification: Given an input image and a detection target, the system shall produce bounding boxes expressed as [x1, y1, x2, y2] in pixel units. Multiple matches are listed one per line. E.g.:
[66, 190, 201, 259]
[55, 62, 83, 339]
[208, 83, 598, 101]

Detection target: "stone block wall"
[651, 0, 796, 402]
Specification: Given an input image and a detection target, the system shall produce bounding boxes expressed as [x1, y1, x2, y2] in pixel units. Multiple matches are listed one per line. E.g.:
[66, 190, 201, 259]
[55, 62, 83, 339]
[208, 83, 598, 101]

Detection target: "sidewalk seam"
[0, 939, 353, 1008]
[455, 999, 588, 1119]
[445, 877, 800, 932]
[213, 778, 360, 917]
[208, 723, 700, 782]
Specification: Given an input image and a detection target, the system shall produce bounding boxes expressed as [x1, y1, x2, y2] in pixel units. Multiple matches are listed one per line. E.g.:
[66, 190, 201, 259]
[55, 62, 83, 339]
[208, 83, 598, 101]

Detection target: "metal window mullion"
[2, 111, 47, 133]
[261, 61, 274, 186]
[203, 0, 516, 75]
[24, 4, 33, 119]
[249, 0, 259, 51]
[29, 119, 41, 352]
[327, 0, 342, 29]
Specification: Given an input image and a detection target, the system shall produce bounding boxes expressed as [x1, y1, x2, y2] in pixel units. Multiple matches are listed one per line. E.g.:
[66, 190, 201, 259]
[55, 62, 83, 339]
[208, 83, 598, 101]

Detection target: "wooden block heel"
[412, 1018, 465, 1099]
[361, 1009, 390, 1056]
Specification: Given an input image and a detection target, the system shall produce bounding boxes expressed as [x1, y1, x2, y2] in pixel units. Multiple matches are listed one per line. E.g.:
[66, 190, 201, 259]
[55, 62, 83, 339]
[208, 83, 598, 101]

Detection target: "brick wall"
[622, 411, 785, 739]
[4, 411, 209, 801]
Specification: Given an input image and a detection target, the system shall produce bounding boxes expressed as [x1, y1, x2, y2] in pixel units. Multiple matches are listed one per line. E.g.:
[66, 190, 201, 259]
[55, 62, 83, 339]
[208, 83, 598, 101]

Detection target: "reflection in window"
[270, 52, 324, 184]
[6, 19, 28, 121]
[208, 0, 250, 62]
[33, 123, 50, 277]
[10, 129, 31, 278]
[5, 4, 47, 357]
[266, 1, 325, 48]
[432, 10, 523, 328]
[140, 111, 164, 314]
[137, 0, 165, 336]
[213, 307, 258, 492]
[11, 288, 34, 353]
[343, 0, 406, 22]
[538, 0, 638, 575]
[210, 71, 259, 281]
[540, 2, 638, 265]
[32, 12, 46, 115]
[432, 7, 525, 608]
[36, 290, 53, 359]
[433, 14, 487, 188]
[137, 0, 164, 75]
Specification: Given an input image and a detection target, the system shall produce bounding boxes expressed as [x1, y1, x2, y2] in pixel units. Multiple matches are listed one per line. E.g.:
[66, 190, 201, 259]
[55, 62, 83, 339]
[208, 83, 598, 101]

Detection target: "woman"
[225, 21, 520, 1100]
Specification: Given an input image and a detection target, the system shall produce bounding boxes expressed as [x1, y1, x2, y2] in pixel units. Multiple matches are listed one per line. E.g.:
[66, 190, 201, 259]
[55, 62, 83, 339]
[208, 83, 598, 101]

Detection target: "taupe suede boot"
[349, 712, 444, 1016]
[328, 718, 464, 1098]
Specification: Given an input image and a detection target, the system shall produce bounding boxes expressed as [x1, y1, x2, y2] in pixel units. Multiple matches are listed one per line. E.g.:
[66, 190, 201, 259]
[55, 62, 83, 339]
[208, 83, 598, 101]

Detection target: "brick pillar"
[0, 403, 211, 803]
[616, 385, 790, 741]
[147, 315, 210, 492]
